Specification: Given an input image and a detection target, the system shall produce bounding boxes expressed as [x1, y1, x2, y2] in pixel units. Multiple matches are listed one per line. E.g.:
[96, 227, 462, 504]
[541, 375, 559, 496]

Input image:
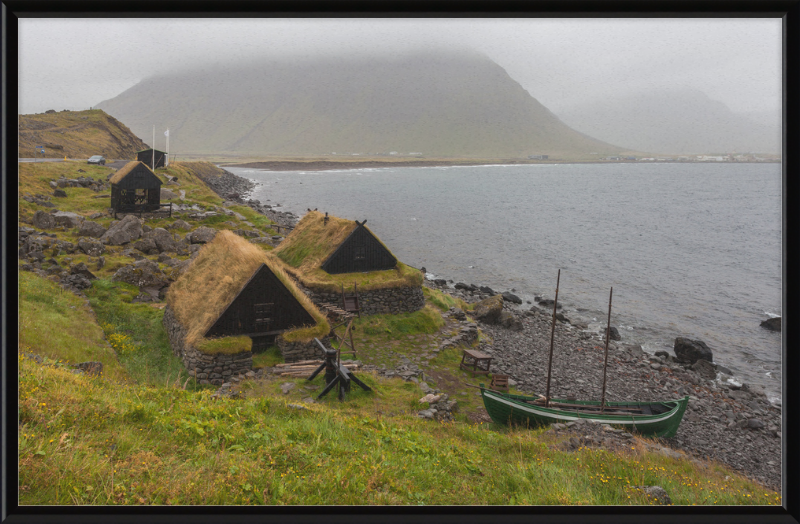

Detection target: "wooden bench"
[490, 374, 509, 391]
[460, 349, 493, 376]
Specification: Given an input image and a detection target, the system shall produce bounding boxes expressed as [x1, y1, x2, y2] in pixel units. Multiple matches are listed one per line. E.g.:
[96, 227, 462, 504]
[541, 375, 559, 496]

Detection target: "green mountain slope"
[18, 109, 148, 159]
[96, 51, 621, 158]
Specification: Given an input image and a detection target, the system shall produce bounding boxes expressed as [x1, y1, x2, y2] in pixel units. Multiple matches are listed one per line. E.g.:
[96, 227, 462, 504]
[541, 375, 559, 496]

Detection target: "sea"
[224, 162, 783, 403]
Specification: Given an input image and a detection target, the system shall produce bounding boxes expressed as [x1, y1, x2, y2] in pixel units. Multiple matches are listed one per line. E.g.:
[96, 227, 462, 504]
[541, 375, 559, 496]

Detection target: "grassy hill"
[15, 159, 779, 507]
[95, 50, 623, 159]
[18, 109, 148, 160]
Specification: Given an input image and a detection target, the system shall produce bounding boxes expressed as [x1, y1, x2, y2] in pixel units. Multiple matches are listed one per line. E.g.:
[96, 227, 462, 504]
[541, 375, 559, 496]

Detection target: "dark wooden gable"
[112, 163, 163, 190]
[137, 149, 166, 169]
[321, 220, 397, 274]
[204, 263, 315, 338]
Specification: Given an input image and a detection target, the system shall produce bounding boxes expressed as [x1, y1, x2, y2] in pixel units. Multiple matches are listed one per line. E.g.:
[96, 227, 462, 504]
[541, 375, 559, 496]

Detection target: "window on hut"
[354, 246, 366, 261]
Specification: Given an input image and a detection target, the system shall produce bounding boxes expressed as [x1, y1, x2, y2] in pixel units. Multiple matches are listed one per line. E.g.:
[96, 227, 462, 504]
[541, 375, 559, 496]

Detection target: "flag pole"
[166, 129, 169, 167]
[152, 125, 155, 170]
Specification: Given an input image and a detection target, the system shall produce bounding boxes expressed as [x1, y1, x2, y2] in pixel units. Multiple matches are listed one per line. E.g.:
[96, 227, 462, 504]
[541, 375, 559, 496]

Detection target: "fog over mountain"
[554, 88, 780, 155]
[95, 50, 622, 158]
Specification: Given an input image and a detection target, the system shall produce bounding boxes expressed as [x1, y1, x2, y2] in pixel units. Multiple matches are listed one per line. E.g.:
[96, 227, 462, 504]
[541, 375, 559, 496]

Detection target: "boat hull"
[480, 387, 689, 438]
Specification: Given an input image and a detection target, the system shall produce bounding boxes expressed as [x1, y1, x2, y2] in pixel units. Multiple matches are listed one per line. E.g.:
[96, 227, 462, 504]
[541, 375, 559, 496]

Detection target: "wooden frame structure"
[307, 338, 372, 401]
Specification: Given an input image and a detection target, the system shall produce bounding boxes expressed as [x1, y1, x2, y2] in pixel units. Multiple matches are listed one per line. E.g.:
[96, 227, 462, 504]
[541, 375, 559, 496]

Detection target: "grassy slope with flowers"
[17, 270, 780, 506]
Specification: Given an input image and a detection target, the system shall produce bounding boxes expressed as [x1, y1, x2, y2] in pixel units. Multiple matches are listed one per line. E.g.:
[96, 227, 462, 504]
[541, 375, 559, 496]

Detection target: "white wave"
[764, 311, 781, 318]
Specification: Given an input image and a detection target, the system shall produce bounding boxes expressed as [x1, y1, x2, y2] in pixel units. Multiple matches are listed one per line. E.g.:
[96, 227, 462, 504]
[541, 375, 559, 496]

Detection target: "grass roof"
[273, 211, 423, 293]
[166, 230, 328, 347]
[109, 161, 153, 184]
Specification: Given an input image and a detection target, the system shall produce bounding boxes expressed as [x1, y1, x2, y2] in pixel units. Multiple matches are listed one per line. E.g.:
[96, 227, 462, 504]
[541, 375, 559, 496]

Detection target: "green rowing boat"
[480, 386, 689, 438]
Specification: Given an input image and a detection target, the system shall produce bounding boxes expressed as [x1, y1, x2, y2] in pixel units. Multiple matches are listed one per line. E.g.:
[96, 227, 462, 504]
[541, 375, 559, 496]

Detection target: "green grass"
[423, 286, 471, 312]
[252, 345, 284, 369]
[18, 271, 130, 383]
[196, 336, 252, 356]
[85, 279, 197, 389]
[17, 353, 780, 506]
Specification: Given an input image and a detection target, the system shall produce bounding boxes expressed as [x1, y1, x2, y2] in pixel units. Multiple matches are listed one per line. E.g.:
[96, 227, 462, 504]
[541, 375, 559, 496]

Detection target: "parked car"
[87, 155, 106, 165]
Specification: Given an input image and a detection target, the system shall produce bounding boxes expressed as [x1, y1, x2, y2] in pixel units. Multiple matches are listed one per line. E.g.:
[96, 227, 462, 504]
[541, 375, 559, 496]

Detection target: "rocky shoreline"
[223, 159, 524, 171]
[207, 167, 782, 491]
[425, 280, 781, 491]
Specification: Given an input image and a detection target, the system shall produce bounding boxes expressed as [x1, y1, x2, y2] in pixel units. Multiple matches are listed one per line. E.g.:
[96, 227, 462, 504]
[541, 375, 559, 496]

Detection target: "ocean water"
[226, 162, 783, 401]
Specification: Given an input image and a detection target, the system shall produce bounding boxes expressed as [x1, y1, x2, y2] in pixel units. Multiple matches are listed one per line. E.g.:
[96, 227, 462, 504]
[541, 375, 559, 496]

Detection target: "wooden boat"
[479, 386, 689, 438]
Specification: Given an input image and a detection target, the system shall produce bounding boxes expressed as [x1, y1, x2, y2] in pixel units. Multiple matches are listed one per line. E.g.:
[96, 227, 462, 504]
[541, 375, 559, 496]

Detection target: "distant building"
[528, 155, 549, 160]
[136, 148, 166, 169]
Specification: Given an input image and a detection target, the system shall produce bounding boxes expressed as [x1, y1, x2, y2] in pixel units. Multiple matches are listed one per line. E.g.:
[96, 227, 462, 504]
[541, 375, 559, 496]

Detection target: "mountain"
[18, 109, 148, 159]
[553, 89, 780, 155]
[95, 51, 622, 158]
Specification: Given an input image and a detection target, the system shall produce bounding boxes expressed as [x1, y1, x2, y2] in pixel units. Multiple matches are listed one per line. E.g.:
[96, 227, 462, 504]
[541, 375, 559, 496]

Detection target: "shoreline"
[224, 166, 780, 491]
[224, 159, 780, 172]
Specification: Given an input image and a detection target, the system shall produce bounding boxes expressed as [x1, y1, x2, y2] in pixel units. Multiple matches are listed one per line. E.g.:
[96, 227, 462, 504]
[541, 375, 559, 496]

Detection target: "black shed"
[137, 148, 166, 169]
[321, 219, 398, 274]
[109, 161, 163, 212]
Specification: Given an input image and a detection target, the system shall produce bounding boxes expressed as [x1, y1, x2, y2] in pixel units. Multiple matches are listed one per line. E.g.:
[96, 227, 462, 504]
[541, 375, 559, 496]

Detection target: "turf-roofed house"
[136, 148, 167, 169]
[109, 160, 163, 214]
[163, 231, 329, 385]
[273, 211, 425, 315]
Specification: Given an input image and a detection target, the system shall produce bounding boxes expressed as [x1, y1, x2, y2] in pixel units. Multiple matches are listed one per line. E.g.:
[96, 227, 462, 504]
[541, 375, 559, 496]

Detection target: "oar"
[600, 287, 613, 413]
[544, 269, 561, 408]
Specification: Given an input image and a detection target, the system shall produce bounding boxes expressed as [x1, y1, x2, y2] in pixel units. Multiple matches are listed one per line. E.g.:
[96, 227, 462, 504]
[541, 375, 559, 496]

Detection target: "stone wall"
[298, 282, 425, 316]
[163, 306, 252, 386]
[277, 335, 330, 363]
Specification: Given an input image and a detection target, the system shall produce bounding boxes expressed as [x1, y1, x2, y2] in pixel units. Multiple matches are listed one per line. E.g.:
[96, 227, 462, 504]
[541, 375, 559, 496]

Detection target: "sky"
[18, 18, 782, 117]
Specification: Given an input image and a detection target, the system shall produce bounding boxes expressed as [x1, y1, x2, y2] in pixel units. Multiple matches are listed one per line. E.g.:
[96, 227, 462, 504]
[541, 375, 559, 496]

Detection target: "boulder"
[61, 273, 92, 290]
[604, 326, 621, 341]
[78, 220, 107, 238]
[70, 262, 97, 280]
[674, 337, 713, 364]
[132, 237, 159, 255]
[633, 486, 672, 505]
[502, 292, 522, 304]
[52, 211, 84, 228]
[149, 228, 180, 253]
[100, 214, 142, 245]
[499, 310, 524, 331]
[169, 219, 191, 230]
[77, 239, 105, 257]
[32, 210, 56, 230]
[111, 259, 170, 289]
[74, 361, 103, 376]
[760, 317, 781, 332]
[187, 226, 217, 244]
[53, 188, 67, 198]
[472, 294, 504, 324]
[479, 285, 495, 295]
[691, 358, 717, 380]
[535, 298, 562, 310]
[160, 188, 179, 200]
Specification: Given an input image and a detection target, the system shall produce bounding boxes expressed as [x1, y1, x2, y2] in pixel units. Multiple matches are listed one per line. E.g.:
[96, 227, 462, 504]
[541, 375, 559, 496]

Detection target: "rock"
[100, 214, 143, 245]
[633, 486, 672, 505]
[32, 210, 56, 230]
[502, 292, 522, 304]
[746, 418, 765, 430]
[691, 359, 717, 380]
[187, 226, 217, 244]
[149, 228, 180, 253]
[534, 298, 562, 310]
[499, 310, 524, 331]
[70, 262, 97, 280]
[133, 237, 159, 255]
[78, 221, 107, 238]
[110, 259, 170, 289]
[61, 273, 92, 290]
[52, 211, 84, 228]
[74, 361, 103, 376]
[606, 326, 621, 341]
[448, 307, 467, 321]
[160, 188, 179, 200]
[479, 285, 495, 295]
[169, 219, 191, 230]
[53, 188, 67, 198]
[454, 282, 477, 291]
[281, 382, 296, 394]
[673, 337, 713, 364]
[472, 294, 504, 324]
[654, 350, 670, 359]
[416, 409, 436, 420]
[760, 317, 781, 332]
[77, 239, 105, 257]
[419, 394, 442, 404]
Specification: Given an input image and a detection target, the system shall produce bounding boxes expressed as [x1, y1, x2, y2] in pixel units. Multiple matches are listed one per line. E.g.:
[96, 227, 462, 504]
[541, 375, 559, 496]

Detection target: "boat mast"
[600, 287, 613, 412]
[544, 269, 561, 408]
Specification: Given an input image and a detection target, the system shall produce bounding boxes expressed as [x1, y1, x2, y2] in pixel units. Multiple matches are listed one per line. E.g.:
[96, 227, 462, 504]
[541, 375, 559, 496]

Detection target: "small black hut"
[205, 263, 316, 340]
[109, 161, 163, 213]
[321, 219, 397, 274]
[136, 148, 166, 169]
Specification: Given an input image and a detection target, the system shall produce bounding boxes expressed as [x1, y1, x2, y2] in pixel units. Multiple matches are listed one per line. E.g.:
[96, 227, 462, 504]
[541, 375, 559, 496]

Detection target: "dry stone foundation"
[299, 283, 425, 316]
[163, 305, 252, 386]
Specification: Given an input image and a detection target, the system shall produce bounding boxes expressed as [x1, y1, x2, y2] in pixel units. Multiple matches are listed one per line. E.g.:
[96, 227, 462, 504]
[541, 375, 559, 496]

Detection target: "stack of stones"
[162, 306, 253, 386]
[416, 382, 458, 422]
[438, 308, 479, 352]
[276, 336, 329, 363]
